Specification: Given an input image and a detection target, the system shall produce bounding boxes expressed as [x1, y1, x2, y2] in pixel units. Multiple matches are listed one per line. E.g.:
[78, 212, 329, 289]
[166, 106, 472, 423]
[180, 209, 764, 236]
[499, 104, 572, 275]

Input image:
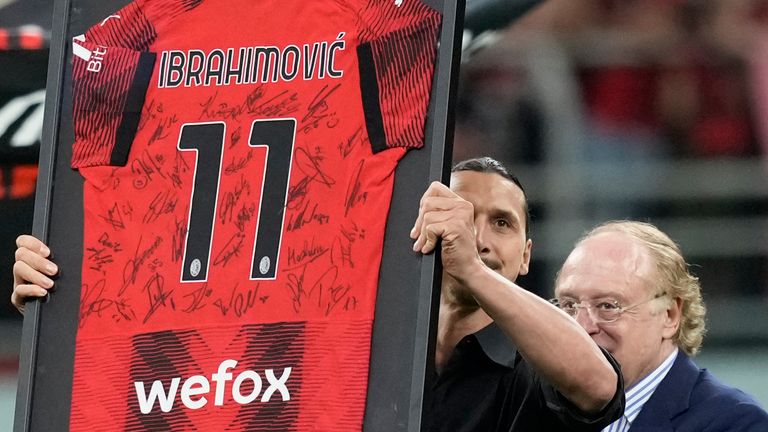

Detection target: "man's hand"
[410, 181, 483, 282]
[11, 234, 58, 313]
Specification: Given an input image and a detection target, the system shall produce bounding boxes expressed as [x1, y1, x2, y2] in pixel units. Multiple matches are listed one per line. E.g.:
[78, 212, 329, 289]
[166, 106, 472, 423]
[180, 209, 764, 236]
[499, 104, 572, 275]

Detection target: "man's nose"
[474, 221, 490, 254]
[574, 307, 600, 335]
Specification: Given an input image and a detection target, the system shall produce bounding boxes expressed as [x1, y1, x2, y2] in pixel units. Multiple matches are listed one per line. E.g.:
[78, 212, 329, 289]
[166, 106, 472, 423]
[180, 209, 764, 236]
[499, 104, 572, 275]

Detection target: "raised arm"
[411, 181, 618, 413]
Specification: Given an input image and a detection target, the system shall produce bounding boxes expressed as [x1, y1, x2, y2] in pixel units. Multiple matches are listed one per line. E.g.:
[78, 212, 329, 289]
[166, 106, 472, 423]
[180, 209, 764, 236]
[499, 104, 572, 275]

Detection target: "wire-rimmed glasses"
[549, 292, 668, 323]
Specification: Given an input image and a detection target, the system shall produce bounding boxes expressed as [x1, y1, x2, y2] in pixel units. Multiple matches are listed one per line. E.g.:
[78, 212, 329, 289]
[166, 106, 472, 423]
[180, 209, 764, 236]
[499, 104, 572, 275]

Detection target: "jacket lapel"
[629, 352, 700, 431]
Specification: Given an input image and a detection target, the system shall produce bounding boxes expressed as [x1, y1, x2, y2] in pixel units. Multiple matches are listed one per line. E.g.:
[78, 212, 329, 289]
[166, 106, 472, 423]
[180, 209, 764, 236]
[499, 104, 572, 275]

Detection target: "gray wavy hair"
[580, 221, 707, 356]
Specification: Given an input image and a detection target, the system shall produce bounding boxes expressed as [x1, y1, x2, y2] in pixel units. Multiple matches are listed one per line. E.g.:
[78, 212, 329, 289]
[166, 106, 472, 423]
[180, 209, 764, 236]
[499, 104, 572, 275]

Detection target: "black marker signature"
[147, 257, 164, 273]
[80, 279, 136, 328]
[331, 235, 354, 269]
[137, 98, 160, 132]
[121, 202, 134, 221]
[286, 147, 335, 210]
[200, 87, 300, 123]
[224, 150, 254, 176]
[219, 175, 251, 226]
[131, 149, 167, 190]
[147, 113, 179, 147]
[246, 88, 300, 117]
[143, 190, 179, 224]
[136, 99, 162, 131]
[344, 159, 367, 216]
[213, 283, 261, 318]
[171, 216, 188, 263]
[86, 232, 124, 273]
[341, 221, 366, 242]
[343, 296, 358, 311]
[86, 245, 113, 274]
[300, 83, 341, 134]
[285, 238, 329, 270]
[200, 90, 244, 121]
[169, 151, 190, 189]
[98, 203, 126, 230]
[331, 222, 366, 269]
[182, 283, 212, 313]
[121, 236, 163, 295]
[212, 232, 245, 267]
[244, 86, 267, 110]
[285, 265, 354, 316]
[286, 201, 329, 232]
[230, 125, 242, 149]
[142, 272, 175, 324]
[98, 232, 123, 252]
[338, 127, 364, 159]
[138, 98, 175, 135]
[236, 203, 256, 233]
[286, 176, 312, 211]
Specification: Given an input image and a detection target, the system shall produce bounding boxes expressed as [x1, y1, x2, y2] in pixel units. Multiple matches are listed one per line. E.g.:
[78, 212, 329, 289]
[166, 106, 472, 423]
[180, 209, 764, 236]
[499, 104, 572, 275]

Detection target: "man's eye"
[559, 300, 576, 309]
[595, 302, 619, 311]
[494, 219, 510, 228]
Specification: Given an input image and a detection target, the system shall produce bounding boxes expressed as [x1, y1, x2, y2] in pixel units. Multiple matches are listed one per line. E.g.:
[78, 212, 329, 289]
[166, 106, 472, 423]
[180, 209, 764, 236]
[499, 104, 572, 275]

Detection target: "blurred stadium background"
[1, 0, 767, 430]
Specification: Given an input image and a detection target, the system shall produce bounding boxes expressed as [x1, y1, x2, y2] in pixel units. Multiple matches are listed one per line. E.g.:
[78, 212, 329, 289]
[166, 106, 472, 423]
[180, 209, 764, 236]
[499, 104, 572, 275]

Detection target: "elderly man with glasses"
[552, 221, 768, 432]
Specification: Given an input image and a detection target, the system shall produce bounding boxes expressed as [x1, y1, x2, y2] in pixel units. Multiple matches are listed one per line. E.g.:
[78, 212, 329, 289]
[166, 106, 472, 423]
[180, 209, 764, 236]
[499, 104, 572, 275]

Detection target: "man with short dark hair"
[413, 157, 623, 431]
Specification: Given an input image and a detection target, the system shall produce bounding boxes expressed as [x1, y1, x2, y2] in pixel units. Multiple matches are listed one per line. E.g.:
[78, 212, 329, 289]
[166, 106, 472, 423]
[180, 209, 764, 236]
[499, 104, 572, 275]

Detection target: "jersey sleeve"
[72, 44, 155, 168]
[71, 1, 157, 169]
[356, 0, 441, 152]
[71, 0, 198, 168]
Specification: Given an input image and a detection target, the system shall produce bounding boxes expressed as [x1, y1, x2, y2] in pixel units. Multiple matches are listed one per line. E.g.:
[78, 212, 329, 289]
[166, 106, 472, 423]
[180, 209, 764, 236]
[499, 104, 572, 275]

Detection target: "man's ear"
[518, 239, 533, 276]
[662, 296, 683, 339]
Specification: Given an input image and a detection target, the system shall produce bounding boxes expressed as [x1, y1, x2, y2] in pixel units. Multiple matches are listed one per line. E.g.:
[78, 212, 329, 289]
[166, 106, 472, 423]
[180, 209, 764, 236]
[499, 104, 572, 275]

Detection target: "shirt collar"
[604, 348, 678, 432]
[473, 323, 517, 367]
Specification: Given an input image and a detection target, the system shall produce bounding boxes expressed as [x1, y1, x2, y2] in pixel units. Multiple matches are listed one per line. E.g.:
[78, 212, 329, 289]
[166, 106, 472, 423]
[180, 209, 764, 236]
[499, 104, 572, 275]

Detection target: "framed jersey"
[15, 0, 463, 431]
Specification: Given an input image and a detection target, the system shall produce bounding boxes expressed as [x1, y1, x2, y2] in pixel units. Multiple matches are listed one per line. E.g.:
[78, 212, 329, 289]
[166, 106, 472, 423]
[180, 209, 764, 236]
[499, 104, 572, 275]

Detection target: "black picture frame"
[14, 0, 464, 430]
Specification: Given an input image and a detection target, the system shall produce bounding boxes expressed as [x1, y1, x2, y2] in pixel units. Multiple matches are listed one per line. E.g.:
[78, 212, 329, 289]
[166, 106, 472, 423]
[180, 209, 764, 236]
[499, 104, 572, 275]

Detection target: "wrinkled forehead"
[555, 232, 657, 299]
[450, 171, 526, 210]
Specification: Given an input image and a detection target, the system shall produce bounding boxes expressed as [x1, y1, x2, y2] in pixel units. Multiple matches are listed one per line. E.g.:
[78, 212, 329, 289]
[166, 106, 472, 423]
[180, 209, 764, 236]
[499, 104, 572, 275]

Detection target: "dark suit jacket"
[630, 352, 768, 431]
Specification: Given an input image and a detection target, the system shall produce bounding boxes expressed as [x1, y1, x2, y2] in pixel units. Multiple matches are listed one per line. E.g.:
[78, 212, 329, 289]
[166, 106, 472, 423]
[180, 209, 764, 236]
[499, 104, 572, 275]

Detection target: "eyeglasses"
[548, 292, 667, 323]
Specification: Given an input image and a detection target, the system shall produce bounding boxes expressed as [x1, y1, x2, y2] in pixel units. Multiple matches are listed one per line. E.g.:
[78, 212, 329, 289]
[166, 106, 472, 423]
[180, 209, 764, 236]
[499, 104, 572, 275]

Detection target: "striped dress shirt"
[603, 348, 679, 432]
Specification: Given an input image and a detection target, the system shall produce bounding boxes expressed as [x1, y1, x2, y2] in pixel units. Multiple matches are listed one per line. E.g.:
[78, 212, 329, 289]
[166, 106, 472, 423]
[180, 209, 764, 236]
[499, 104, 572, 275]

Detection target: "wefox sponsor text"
[133, 359, 292, 414]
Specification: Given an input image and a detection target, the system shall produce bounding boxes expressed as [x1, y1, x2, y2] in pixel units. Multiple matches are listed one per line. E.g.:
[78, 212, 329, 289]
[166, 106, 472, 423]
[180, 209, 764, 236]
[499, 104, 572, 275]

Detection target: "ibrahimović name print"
[157, 33, 347, 88]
